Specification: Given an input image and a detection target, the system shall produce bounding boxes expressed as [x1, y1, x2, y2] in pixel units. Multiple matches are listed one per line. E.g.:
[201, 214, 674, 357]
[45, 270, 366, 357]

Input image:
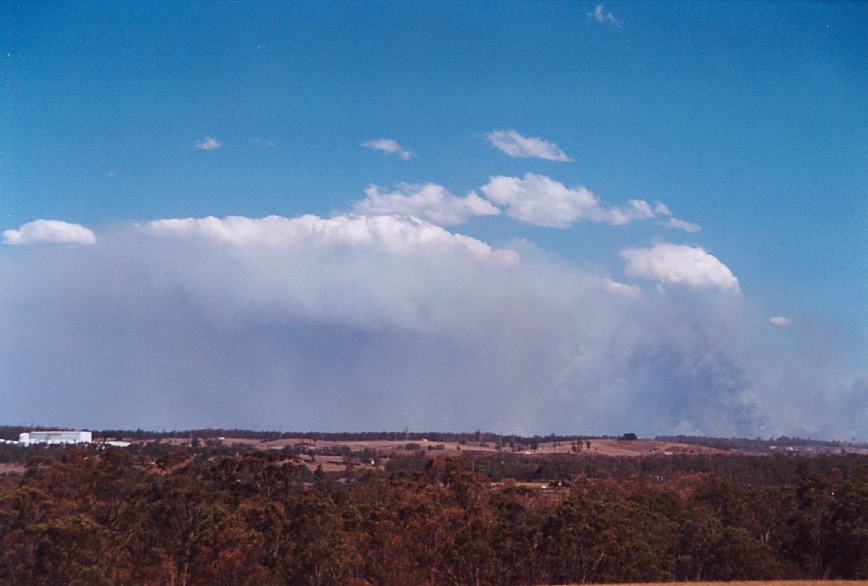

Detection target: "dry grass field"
[122, 435, 730, 476]
[140, 436, 726, 459]
[537, 438, 726, 456]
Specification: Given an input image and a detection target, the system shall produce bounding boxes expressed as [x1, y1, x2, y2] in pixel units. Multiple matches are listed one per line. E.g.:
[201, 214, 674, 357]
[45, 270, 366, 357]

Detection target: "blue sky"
[1, 2, 866, 436]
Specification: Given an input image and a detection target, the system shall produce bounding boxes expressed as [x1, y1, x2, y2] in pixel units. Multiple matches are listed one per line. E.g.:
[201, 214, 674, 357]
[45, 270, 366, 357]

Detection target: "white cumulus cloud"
[195, 137, 223, 151]
[144, 213, 517, 266]
[361, 138, 415, 160]
[354, 183, 500, 226]
[480, 172, 698, 231]
[481, 173, 600, 227]
[650, 202, 702, 233]
[665, 217, 702, 233]
[603, 277, 641, 297]
[607, 199, 657, 225]
[587, 4, 619, 26]
[769, 316, 793, 327]
[621, 242, 739, 291]
[486, 129, 571, 162]
[2, 219, 96, 246]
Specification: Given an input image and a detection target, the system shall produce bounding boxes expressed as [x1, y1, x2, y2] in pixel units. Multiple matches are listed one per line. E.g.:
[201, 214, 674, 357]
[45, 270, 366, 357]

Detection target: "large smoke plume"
[0, 214, 862, 438]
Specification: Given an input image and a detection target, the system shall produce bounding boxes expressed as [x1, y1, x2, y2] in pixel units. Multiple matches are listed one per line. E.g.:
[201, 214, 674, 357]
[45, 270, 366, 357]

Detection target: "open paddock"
[135, 436, 728, 459]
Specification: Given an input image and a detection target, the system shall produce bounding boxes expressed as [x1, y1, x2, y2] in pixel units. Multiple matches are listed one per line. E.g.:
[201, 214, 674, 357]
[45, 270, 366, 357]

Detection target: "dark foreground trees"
[0, 448, 866, 585]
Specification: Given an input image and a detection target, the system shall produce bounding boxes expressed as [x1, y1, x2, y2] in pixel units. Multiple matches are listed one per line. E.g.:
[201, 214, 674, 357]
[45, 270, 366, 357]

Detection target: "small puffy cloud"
[480, 172, 697, 231]
[769, 316, 793, 327]
[587, 4, 619, 26]
[620, 242, 739, 291]
[481, 173, 599, 227]
[603, 277, 641, 297]
[486, 129, 571, 162]
[2, 219, 96, 246]
[361, 138, 414, 160]
[355, 183, 500, 226]
[651, 201, 702, 233]
[195, 137, 222, 151]
[665, 217, 702, 233]
[607, 199, 657, 225]
[653, 202, 671, 216]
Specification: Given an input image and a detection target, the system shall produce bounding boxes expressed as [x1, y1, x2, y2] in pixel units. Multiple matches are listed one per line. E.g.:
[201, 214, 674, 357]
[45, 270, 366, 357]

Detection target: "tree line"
[0, 448, 866, 585]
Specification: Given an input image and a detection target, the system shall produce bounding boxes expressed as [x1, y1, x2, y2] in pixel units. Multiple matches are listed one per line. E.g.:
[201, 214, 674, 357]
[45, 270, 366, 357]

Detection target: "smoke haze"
[1, 214, 862, 438]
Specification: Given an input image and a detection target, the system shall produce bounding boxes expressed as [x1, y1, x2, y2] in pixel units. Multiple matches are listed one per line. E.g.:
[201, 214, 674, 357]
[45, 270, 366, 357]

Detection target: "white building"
[104, 440, 131, 448]
[18, 430, 92, 446]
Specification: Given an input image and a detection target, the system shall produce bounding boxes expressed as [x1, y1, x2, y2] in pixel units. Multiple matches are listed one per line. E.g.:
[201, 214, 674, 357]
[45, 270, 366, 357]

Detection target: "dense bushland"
[0, 448, 866, 585]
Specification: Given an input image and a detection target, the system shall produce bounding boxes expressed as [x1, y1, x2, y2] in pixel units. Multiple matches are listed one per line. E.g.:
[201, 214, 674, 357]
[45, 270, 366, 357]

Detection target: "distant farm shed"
[18, 430, 92, 446]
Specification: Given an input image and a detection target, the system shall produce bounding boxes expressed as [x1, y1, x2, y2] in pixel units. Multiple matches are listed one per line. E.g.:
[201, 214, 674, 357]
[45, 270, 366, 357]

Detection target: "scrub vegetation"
[0, 440, 866, 585]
